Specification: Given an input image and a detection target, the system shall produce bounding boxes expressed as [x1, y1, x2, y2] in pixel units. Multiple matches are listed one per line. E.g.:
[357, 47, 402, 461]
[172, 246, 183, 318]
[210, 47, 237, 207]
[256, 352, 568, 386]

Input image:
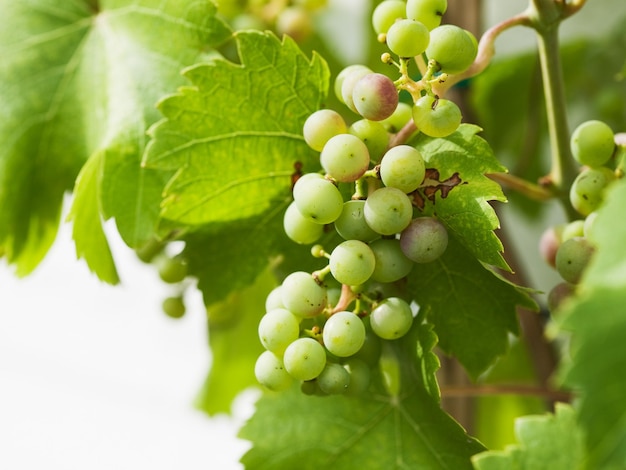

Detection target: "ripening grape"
[379, 144, 425, 193]
[334, 64, 372, 104]
[320, 133, 370, 182]
[281, 271, 327, 318]
[406, 0, 447, 30]
[275, 7, 313, 42]
[400, 216, 448, 263]
[426, 24, 478, 74]
[364, 187, 414, 235]
[370, 297, 413, 340]
[255, 350, 293, 391]
[317, 362, 351, 394]
[258, 308, 301, 354]
[386, 19, 430, 58]
[369, 238, 414, 283]
[293, 173, 344, 224]
[334, 200, 379, 242]
[352, 73, 399, 121]
[538, 224, 564, 268]
[303, 109, 347, 152]
[569, 167, 613, 216]
[283, 337, 327, 381]
[322, 310, 366, 357]
[380, 102, 413, 133]
[158, 256, 188, 283]
[349, 119, 390, 162]
[341, 66, 375, 114]
[329, 240, 376, 286]
[547, 282, 576, 313]
[343, 358, 371, 395]
[555, 236, 595, 284]
[372, 0, 407, 35]
[412, 95, 462, 138]
[283, 201, 325, 244]
[570, 120, 615, 167]
[162, 296, 186, 319]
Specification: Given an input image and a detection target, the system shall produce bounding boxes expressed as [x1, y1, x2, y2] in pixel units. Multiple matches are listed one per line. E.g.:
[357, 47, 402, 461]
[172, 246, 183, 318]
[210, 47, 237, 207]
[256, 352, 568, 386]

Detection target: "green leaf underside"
[143, 30, 329, 226]
[240, 323, 484, 469]
[412, 124, 510, 271]
[0, 0, 231, 276]
[471, 403, 585, 470]
[408, 235, 535, 378]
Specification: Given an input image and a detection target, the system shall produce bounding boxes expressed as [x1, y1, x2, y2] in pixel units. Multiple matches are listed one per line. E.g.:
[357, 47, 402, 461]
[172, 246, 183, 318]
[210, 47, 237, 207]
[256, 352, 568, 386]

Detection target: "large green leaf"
[0, 0, 231, 276]
[239, 322, 485, 469]
[143, 30, 329, 226]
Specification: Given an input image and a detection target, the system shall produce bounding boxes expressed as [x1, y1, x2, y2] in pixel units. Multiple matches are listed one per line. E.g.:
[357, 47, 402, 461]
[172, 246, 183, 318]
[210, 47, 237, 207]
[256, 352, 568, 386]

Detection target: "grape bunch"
[254, 0, 482, 395]
[541, 119, 623, 310]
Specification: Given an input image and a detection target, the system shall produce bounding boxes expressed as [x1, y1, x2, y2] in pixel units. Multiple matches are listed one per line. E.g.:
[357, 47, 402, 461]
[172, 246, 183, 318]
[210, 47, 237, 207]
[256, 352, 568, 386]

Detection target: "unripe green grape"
[334, 200, 379, 242]
[370, 297, 413, 340]
[583, 211, 598, 239]
[352, 73, 399, 121]
[569, 167, 612, 216]
[406, 0, 447, 30]
[281, 271, 327, 318]
[317, 362, 351, 394]
[380, 102, 413, 133]
[258, 308, 301, 354]
[158, 256, 188, 283]
[349, 119, 390, 162]
[283, 337, 327, 381]
[136, 237, 164, 263]
[426, 24, 477, 74]
[561, 219, 585, 241]
[380, 144, 425, 193]
[334, 65, 372, 104]
[341, 66, 375, 114]
[275, 6, 313, 42]
[555, 236, 595, 284]
[386, 18, 430, 58]
[570, 120, 615, 167]
[412, 95, 462, 138]
[329, 239, 376, 286]
[364, 187, 414, 235]
[303, 109, 347, 152]
[162, 296, 186, 319]
[372, 0, 407, 35]
[400, 216, 448, 263]
[343, 358, 371, 395]
[322, 310, 366, 357]
[320, 133, 370, 182]
[255, 351, 293, 391]
[293, 173, 344, 224]
[369, 238, 413, 283]
[283, 201, 324, 244]
[265, 285, 285, 311]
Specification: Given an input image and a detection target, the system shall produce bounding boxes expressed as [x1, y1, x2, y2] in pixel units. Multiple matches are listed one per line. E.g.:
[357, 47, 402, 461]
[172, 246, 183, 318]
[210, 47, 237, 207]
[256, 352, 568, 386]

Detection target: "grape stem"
[440, 384, 572, 401]
[487, 172, 553, 201]
[330, 284, 357, 313]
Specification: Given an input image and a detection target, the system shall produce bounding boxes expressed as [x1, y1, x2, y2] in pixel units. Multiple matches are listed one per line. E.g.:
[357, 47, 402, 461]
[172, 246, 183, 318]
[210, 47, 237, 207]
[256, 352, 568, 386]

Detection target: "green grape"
[334, 200, 379, 242]
[158, 256, 188, 283]
[352, 73, 399, 121]
[570, 120, 615, 167]
[379, 144, 425, 193]
[364, 187, 414, 235]
[281, 271, 327, 318]
[329, 240, 376, 286]
[320, 133, 370, 183]
[317, 362, 351, 394]
[341, 66, 375, 114]
[426, 24, 477, 74]
[334, 64, 372, 104]
[322, 310, 366, 357]
[370, 297, 413, 340]
[136, 237, 165, 263]
[379, 341, 401, 395]
[283, 337, 327, 381]
[386, 18, 430, 58]
[583, 211, 598, 239]
[569, 167, 612, 216]
[265, 285, 285, 311]
[162, 296, 186, 319]
[300, 379, 318, 395]
[275, 6, 313, 42]
[555, 237, 595, 284]
[405, 0, 447, 30]
[372, 0, 407, 35]
[369, 238, 413, 283]
[400, 216, 448, 263]
[352, 318, 382, 366]
[343, 358, 371, 395]
[283, 201, 324, 244]
[303, 109, 347, 152]
[412, 95, 462, 138]
[255, 350, 293, 391]
[561, 219, 585, 241]
[293, 173, 344, 224]
[258, 308, 301, 354]
[380, 102, 413, 133]
[349, 119, 390, 162]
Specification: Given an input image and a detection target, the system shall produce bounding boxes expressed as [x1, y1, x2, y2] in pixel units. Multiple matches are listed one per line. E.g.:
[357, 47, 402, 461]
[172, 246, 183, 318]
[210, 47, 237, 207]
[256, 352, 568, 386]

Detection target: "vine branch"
[440, 384, 572, 402]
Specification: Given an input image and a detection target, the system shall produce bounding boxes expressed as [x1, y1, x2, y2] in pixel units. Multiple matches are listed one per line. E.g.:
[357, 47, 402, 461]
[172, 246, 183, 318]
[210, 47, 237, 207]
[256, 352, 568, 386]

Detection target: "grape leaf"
[143, 30, 329, 226]
[239, 322, 485, 469]
[408, 235, 536, 378]
[471, 403, 585, 470]
[411, 124, 510, 271]
[0, 0, 231, 276]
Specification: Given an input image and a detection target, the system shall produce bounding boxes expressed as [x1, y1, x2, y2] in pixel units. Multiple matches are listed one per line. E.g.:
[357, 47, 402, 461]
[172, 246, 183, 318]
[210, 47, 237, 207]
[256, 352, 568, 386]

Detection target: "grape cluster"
[254, 0, 479, 395]
[541, 119, 623, 309]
